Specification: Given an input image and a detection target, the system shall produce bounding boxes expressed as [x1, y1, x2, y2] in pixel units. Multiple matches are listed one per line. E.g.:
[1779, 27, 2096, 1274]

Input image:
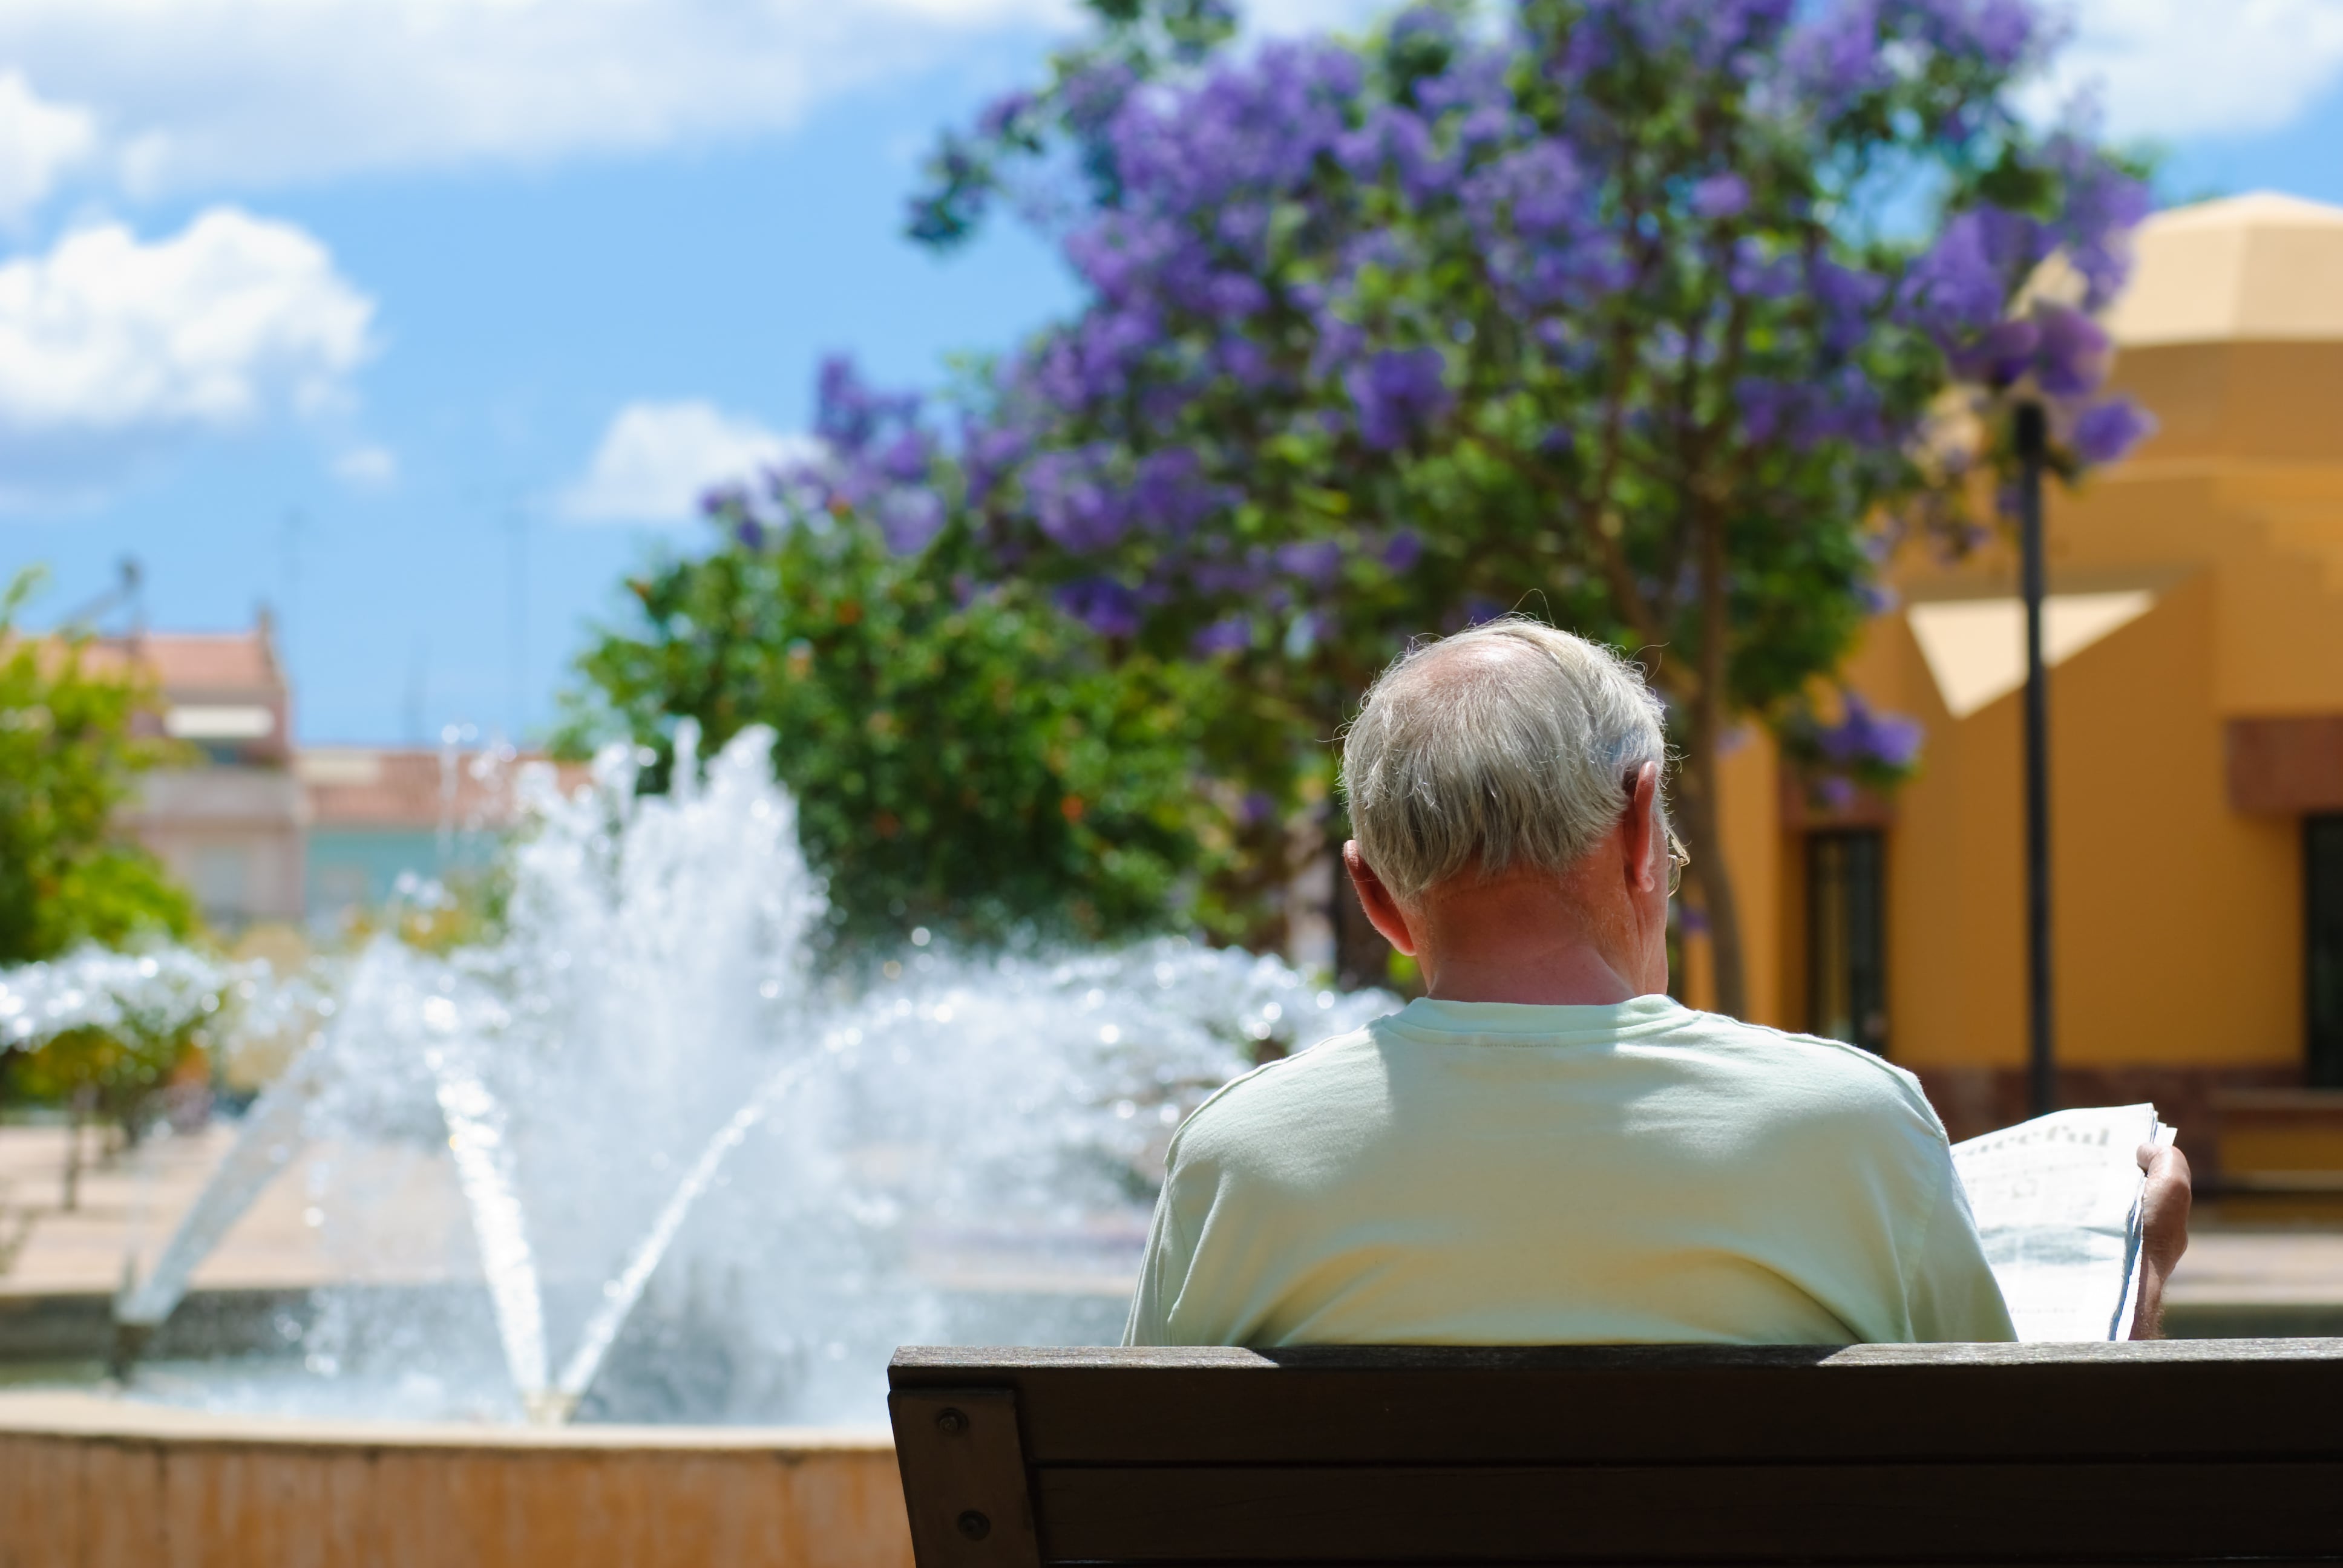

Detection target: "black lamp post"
[2015, 400, 2055, 1119]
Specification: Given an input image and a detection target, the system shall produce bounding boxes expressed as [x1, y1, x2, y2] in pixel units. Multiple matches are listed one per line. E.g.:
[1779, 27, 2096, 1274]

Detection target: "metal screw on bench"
[957, 1510, 991, 1541]
[936, 1406, 967, 1435]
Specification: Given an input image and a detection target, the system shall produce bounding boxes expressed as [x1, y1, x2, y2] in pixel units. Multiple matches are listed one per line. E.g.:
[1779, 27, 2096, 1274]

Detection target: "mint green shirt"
[1126, 996, 2016, 1346]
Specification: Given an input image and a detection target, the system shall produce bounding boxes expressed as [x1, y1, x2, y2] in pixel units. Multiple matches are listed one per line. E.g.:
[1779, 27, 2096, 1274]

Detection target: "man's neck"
[1411, 875, 1643, 1005]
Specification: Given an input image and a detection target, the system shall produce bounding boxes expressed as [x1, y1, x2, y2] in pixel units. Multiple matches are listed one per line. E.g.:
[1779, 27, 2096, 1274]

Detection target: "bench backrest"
[888, 1341, 2343, 1567]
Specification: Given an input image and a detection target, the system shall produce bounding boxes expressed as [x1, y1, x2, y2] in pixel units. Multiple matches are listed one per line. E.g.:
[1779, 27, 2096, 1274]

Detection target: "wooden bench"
[888, 1342, 2343, 1566]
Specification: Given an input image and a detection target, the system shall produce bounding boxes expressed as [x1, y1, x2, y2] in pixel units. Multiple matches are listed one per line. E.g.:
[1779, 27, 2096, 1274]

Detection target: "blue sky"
[4, 0, 2342, 743]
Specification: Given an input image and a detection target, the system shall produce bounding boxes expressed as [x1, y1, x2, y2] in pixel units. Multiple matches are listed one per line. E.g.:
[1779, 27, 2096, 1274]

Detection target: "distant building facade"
[97, 624, 306, 929]
[1693, 192, 2343, 1162]
[89, 617, 571, 934]
[299, 746, 555, 930]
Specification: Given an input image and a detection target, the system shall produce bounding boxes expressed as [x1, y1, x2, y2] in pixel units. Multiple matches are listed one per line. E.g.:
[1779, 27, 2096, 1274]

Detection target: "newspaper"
[1949, 1104, 2177, 1342]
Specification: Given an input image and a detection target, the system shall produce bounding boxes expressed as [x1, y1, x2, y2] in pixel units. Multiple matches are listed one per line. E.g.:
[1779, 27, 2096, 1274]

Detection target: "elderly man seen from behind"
[1127, 619, 2190, 1347]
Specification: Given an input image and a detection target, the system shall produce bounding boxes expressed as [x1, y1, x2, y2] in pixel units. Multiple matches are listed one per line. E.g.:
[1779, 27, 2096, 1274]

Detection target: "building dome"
[2108, 191, 2343, 347]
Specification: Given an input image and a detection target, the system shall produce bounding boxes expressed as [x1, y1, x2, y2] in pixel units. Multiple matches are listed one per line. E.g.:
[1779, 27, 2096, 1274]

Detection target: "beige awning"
[1906, 591, 2157, 719]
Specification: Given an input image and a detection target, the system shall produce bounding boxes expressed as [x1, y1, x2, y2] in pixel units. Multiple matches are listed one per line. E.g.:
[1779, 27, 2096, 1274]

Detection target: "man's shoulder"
[1166, 1024, 1383, 1161]
[1162, 1006, 1950, 1173]
[1668, 1008, 1947, 1142]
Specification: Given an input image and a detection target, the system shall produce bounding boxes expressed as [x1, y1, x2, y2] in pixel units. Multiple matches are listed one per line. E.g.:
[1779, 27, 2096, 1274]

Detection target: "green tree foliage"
[0, 570, 197, 964]
[560, 514, 1230, 955]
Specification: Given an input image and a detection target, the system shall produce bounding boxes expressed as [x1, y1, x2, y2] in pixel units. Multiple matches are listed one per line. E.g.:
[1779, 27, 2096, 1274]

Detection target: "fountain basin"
[0, 1391, 909, 1568]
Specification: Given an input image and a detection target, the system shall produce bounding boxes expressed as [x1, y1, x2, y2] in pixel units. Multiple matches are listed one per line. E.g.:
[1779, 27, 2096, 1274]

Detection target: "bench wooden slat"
[892, 1343, 2343, 1463]
[1035, 1462, 2343, 1564]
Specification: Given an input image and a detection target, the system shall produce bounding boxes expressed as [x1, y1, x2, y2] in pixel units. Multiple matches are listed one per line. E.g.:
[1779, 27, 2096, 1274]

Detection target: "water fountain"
[7, 723, 1395, 1431]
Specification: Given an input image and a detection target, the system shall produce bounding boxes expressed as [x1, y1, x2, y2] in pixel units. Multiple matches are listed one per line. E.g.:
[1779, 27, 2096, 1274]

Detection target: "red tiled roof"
[137, 633, 281, 693]
[73, 632, 281, 696]
[301, 750, 596, 829]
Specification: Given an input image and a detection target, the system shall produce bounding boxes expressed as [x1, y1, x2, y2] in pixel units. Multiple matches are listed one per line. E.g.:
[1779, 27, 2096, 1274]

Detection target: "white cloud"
[0, 1, 2322, 206]
[0, 0, 1073, 198]
[2046, 0, 2343, 140]
[333, 442, 398, 486]
[0, 0, 1408, 201]
[562, 399, 812, 524]
[0, 73, 97, 223]
[0, 206, 375, 504]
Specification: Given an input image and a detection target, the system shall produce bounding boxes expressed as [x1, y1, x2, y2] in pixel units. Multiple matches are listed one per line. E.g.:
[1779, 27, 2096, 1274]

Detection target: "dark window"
[1808, 830, 1887, 1056]
[2305, 817, 2343, 1086]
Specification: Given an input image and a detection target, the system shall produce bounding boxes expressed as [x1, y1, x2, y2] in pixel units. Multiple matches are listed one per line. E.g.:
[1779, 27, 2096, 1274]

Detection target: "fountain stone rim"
[0, 1388, 897, 1454]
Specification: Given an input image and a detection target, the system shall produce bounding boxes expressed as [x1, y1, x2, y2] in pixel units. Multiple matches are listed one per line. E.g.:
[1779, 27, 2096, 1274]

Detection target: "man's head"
[1339, 619, 1677, 1001]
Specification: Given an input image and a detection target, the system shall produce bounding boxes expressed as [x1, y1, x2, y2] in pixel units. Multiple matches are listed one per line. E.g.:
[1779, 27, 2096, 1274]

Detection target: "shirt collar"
[1378, 993, 1691, 1044]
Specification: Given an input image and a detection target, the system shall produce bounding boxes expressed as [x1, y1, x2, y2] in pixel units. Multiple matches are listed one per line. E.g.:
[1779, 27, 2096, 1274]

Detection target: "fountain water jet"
[425, 1042, 553, 1411]
[110, 1050, 324, 1371]
[48, 723, 1397, 1426]
[550, 1053, 824, 1417]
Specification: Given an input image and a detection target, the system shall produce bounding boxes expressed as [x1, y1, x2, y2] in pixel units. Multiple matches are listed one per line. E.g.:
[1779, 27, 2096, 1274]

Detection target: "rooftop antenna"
[280, 507, 306, 684]
[61, 557, 145, 638]
[404, 639, 428, 748]
[506, 502, 529, 743]
[123, 557, 145, 642]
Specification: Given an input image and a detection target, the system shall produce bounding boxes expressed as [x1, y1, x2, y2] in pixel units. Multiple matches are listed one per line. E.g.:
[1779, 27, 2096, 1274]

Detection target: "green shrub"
[559, 516, 1228, 956]
[0, 569, 197, 964]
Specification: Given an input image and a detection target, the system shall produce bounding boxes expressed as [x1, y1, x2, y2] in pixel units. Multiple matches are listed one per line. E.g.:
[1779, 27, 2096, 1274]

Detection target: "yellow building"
[1704, 192, 2343, 1166]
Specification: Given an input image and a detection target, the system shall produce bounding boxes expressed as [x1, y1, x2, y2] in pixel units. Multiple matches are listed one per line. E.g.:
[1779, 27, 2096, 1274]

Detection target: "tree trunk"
[61, 1086, 94, 1213]
[1674, 734, 1748, 1018]
[1682, 495, 1749, 1019]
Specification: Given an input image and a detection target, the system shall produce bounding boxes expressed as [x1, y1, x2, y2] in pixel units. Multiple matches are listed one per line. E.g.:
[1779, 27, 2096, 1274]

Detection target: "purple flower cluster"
[1056, 577, 1142, 638]
[1902, 205, 2050, 342]
[1461, 140, 1625, 312]
[1027, 447, 1131, 554]
[1003, 46, 1374, 433]
[1946, 301, 2106, 393]
[1787, 0, 2039, 117]
[1813, 694, 1925, 773]
[1809, 258, 1887, 354]
[883, 0, 2155, 668]
[1738, 370, 1888, 451]
[1018, 442, 1242, 560]
[2072, 397, 2157, 465]
[1691, 173, 1752, 220]
[1060, 59, 1139, 136]
[740, 356, 948, 555]
[1568, 0, 1798, 77]
[1190, 615, 1252, 656]
[1897, 173, 2154, 466]
[1348, 348, 1452, 451]
[2043, 132, 2154, 309]
[1107, 41, 1361, 227]
[1904, 0, 2039, 74]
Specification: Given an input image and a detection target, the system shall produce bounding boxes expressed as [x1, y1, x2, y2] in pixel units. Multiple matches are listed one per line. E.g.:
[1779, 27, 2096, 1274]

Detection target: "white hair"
[1339, 618, 1670, 904]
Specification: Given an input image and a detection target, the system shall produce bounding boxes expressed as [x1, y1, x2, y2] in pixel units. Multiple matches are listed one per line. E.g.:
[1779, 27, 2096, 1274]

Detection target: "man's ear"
[1343, 841, 1418, 956]
[1624, 762, 1662, 894]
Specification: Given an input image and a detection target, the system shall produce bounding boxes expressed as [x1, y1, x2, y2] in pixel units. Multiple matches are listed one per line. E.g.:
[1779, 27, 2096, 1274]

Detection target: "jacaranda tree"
[813, 0, 2150, 1010]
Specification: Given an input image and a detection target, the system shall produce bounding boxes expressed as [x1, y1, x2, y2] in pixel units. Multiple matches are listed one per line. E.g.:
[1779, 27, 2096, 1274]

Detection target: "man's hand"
[2129, 1140, 2192, 1340]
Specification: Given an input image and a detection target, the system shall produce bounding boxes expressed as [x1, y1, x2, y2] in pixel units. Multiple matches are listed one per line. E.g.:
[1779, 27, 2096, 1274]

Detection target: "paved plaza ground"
[0, 1122, 472, 1299]
[4, 1121, 2339, 1319]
